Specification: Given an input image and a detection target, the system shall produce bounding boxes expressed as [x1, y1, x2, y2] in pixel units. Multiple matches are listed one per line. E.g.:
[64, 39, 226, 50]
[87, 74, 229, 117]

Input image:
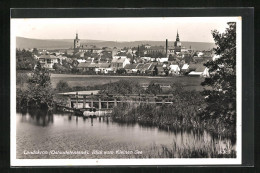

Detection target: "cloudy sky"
[11, 17, 237, 43]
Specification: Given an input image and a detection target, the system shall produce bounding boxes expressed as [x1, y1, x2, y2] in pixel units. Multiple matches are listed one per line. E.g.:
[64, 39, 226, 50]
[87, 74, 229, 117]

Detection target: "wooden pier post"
[114, 98, 117, 107]
[107, 97, 109, 109]
[83, 96, 86, 108]
[76, 92, 78, 108]
[68, 97, 72, 108]
[99, 97, 101, 110]
[162, 99, 165, 106]
[91, 96, 94, 108]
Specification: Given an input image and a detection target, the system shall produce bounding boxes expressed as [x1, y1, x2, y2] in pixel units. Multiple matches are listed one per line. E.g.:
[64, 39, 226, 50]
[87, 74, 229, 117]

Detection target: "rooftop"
[77, 62, 91, 68]
[39, 54, 57, 59]
[124, 64, 139, 69]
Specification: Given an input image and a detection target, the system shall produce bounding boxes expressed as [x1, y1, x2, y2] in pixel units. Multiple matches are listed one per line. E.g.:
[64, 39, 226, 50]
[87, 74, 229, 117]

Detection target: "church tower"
[174, 30, 181, 47]
[74, 32, 80, 50]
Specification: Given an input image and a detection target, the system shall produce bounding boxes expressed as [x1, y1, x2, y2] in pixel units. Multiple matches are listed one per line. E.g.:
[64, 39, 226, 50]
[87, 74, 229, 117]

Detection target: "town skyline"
[11, 17, 235, 43]
[16, 35, 216, 43]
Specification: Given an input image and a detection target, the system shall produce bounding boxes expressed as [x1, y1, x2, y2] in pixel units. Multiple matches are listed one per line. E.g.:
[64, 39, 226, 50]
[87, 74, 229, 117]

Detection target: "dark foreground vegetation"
[16, 63, 54, 110]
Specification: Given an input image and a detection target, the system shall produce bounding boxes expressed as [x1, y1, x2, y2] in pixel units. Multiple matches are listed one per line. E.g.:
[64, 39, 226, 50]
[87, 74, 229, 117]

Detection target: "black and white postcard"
[10, 15, 242, 166]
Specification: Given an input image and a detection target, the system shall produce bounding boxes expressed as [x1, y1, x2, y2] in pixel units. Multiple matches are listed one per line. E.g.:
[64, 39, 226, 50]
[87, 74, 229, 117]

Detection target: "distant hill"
[16, 37, 216, 51]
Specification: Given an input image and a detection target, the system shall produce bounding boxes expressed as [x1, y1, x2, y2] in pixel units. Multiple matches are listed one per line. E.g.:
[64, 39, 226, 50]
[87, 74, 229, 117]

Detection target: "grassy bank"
[50, 73, 205, 91]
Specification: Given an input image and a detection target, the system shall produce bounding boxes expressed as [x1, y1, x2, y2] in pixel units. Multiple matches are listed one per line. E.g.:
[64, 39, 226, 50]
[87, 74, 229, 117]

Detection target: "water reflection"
[18, 109, 54, 127]
[16, 111, 236, 159]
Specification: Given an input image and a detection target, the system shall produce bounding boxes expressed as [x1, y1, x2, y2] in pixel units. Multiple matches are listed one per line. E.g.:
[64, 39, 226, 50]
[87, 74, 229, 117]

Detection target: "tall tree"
[201, 22, 236, 128]
[26, 63, 54, 109]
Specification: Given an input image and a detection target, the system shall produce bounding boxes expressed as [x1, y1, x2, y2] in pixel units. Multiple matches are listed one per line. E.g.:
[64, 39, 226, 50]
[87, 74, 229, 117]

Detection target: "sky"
[11, 17, 238, 43]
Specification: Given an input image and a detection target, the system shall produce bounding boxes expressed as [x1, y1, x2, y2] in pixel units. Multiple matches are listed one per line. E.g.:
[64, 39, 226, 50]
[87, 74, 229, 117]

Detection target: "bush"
[16, 73, 29, 88]
[99, 79, 144, 95]
[56, 80, 71, 92]
[116, 69, 126, 74]
[146, 82, 162, 95]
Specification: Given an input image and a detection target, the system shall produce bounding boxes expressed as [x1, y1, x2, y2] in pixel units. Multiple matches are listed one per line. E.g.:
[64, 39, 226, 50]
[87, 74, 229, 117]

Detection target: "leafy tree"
[26, 63, 54, 109]
[183, 54, 192, 63]
[16, 49, 36, 70]
[201, 22, 236, 128]
[101, 51, 112, 60]
[135, 45, 146, 57]
[84, 51, 92, 58]
[53, 63, 69, 73]
[168, 54, 177, 61]
[32, 48, 39, 56]
[61, 60, 71, 69]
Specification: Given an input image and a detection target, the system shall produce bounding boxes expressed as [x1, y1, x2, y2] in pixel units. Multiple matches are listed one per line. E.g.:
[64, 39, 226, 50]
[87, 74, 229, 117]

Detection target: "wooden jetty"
[56, 91, 175, 117]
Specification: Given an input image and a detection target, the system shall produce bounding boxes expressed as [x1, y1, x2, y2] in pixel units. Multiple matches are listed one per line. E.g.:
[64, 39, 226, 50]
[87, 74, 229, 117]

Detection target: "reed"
[111, 90, 236, 139]
[145, 141, 236, 158]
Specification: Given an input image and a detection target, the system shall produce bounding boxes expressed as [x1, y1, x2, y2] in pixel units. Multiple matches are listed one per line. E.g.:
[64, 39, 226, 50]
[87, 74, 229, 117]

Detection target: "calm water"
[16, 111, 236, 159]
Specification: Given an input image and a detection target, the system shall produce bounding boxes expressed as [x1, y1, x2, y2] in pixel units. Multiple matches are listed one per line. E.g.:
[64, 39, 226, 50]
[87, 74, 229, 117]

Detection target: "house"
[144, 44, 151, 49]
[193, 56, 204, 63]
[57, 55, 67, 61]
[156, 65, 166, 76]
[98, 63, 113, 74]
[168, 48, 175, 55]
[213, 54, 221, 61]
[146, 46, 165, 55]
[88, 63, 100, 73]
[38, 54, 59, 69]
[181, 63, 189, 73]
[75, 52, 85, 58]
[140, 57, 151, 62]
[124, 64, 140, 73]
[77, 59, 87, 63]
[140, 63, 153, 74]
[188, 63, 207, 76]
[66, 49, 74, 55]
[157, 57, 169, 63]
[80, 45, 102, 54]
[111, 56, 130, 70]
[136, 63, 144, 73]
[77, 62, 91, 72]
[197, 52, 204, 57]
[169, 64, 180, 75]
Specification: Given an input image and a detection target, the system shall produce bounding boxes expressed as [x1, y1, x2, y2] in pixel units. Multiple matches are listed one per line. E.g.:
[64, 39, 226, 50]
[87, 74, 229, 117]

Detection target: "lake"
[16, 111, 236, 159]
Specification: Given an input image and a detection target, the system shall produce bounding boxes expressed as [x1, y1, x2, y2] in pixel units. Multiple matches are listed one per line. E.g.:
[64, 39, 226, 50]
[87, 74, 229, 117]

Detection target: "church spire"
[76, 32, 79, 39]
[176, 30, 180, 41]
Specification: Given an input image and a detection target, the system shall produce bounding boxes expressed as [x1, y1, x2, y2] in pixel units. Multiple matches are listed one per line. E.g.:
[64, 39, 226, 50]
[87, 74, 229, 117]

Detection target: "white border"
[10, 17, 242, 166]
